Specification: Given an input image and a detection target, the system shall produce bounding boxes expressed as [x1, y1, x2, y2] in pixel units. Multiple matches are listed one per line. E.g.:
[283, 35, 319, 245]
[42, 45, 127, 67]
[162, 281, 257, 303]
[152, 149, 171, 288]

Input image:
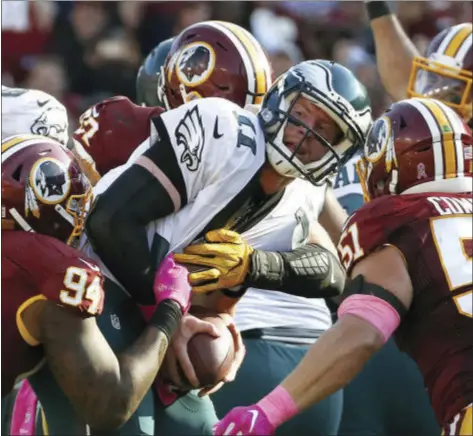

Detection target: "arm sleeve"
[246, 243, 346, 298]
[84, 117, 187, 305]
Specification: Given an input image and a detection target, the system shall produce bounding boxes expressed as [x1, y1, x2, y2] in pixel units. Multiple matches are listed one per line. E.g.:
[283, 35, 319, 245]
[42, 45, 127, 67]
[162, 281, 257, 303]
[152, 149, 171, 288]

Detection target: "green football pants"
[212, 337, 343, 436]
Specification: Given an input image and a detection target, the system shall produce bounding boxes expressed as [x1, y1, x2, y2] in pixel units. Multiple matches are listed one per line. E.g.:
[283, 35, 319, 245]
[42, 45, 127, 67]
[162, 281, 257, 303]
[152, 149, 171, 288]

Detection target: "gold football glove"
[174, 229, 253, 293]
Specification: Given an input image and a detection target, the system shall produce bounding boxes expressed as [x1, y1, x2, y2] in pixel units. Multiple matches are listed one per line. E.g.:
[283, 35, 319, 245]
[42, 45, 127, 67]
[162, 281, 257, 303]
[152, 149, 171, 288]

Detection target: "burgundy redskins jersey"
[337, 193, 473, 426]
[72, 96, 165, 176]
[1, 231, 105, 396]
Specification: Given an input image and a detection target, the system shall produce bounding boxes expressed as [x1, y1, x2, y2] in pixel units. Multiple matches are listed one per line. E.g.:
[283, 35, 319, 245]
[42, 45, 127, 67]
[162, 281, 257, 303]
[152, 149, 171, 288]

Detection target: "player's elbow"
[83, 398, 135, 430]
[324, 253, 346, 297]
[86, 411, 129, 431]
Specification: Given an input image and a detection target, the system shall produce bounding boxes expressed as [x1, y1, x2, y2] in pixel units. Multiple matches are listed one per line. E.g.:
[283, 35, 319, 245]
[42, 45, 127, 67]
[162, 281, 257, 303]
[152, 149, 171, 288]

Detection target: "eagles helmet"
[259, 60, 372, 185]
[136, 38, 174, 107]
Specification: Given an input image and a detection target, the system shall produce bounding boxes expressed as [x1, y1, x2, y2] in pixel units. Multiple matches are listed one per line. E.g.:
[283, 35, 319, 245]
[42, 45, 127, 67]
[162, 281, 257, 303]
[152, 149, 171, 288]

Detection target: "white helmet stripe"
[441, 101, 466, 177]
[437, 24, 463, 55]
[2, 135, 55, 163]
[407, 99, 444, 181]
[206, 21, 256, 106]
[456, 34, 472, 64]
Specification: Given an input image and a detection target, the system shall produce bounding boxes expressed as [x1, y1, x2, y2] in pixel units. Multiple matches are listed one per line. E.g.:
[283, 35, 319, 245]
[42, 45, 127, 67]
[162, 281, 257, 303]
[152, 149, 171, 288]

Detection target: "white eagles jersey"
[332, 153, 364, 215]
[84, 97, 266, 273]
[83, 97, 332, 335]
[234, 179, 333, 336]
[1, 86, 69, 146]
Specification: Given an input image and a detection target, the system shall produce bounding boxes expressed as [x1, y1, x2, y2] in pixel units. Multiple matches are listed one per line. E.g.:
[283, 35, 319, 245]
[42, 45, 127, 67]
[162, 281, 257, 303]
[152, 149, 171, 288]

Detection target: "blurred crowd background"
[2, 0, 472, 130]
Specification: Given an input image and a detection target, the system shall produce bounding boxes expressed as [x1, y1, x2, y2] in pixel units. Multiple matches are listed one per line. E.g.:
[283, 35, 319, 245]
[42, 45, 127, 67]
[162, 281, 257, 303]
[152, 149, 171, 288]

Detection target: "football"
[187, 311, 235, 387]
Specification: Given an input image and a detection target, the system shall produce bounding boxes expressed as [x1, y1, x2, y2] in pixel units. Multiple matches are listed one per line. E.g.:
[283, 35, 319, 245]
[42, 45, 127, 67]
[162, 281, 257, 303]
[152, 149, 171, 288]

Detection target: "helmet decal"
[30, 157, 71, 205]
[176, 42, 216, 87]
[364, 116, 392, 164]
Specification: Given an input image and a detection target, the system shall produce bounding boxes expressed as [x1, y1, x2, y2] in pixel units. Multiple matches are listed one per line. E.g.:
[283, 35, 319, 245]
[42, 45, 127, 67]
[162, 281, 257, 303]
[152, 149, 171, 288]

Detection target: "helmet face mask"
[409, 56, 472, 121]
[407, 23, 473, 123]
[259, 60, 372, 186]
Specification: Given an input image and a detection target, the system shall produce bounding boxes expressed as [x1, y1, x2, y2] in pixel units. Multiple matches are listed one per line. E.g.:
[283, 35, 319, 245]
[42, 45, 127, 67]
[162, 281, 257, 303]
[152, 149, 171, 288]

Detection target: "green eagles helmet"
[136, 38, 174, 107]
[259, 60, 373, 186]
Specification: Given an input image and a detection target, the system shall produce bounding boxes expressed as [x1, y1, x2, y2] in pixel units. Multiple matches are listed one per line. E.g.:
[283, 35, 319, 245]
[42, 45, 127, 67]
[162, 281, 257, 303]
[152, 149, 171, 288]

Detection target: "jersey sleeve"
[145, 97, 249, 204]
[72, 96, 164, 176]
[7, 234, 105, 318]
[337, 196, 416, 274]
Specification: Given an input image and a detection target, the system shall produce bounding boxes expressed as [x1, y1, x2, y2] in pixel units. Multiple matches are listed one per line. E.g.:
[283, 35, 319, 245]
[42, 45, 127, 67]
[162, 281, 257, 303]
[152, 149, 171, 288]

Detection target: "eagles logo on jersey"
[174, 105, 205, 171]
[30, 105, 68, 147]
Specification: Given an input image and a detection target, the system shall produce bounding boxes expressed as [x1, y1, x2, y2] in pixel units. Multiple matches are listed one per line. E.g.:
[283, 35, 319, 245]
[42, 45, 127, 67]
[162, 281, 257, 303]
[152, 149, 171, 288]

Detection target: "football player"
[70, 21, 274, 185]
[1, 135, 197, 430]
[213, 97, 473, 435]
[2, 85, 69, 145]
[81, 60, 371, 435]
[364, 1, 472, 125]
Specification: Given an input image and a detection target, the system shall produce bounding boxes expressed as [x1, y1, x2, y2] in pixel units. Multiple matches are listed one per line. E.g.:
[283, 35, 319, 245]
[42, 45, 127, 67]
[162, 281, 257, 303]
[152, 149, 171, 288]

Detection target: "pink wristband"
[338, 294, 401, 343]
[257, 385, 299, 429]
[10, 380, 38, 435]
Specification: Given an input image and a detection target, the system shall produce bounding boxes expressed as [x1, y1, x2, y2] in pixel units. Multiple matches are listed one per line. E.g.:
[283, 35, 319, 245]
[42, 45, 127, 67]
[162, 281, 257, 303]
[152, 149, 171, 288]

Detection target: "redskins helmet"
[2, 134, 92, 246]
[357, 98, 472, 202]
[158, 20, 274, 110]
[408, 23, 472, 122]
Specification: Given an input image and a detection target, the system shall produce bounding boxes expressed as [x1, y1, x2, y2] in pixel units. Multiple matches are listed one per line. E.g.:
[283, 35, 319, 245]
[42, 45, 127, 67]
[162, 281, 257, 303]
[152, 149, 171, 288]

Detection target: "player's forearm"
[366, 2, 420, 101]
[247, 243, 346, 298]
[43, 302, 182, 430]
[89, 327, 170, 429]
[280, 315, 383, 412]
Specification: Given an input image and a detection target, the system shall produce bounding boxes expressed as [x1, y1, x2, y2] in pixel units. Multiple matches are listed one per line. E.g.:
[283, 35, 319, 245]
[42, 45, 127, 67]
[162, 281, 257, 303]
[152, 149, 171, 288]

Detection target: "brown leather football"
[187, 312, 235, 387]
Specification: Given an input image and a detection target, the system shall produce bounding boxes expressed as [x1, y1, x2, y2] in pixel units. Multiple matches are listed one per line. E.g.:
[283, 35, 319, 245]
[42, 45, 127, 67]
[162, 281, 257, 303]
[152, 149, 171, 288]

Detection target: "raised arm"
[365, 1, 420, 101]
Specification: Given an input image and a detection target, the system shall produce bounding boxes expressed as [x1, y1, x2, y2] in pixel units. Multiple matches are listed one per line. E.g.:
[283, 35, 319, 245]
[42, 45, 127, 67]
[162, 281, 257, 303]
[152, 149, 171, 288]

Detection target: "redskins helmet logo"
[176, 42, 216, 87]
[30, 157, 71, 205]
[364, 116, 392, 163]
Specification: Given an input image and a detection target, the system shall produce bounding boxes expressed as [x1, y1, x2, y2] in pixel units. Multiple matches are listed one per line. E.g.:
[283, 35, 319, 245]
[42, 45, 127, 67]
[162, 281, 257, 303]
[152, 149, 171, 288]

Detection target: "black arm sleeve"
[245, 244, 346, 298]
[85, 118, 188, 305]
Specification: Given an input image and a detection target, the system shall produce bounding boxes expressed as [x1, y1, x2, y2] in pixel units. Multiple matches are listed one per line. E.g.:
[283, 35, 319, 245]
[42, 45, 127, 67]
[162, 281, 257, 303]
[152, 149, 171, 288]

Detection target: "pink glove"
[212, 405, 275, 436]
[153, 254, 191, 313]
[139, 254, 192, 321]
[213, 386, 299, 436]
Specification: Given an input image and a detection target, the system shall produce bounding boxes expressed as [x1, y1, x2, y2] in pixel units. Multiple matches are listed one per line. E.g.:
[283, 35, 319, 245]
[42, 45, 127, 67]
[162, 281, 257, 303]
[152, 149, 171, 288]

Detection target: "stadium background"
[2, 0, 471, 133]
[1, 1, 471, 435]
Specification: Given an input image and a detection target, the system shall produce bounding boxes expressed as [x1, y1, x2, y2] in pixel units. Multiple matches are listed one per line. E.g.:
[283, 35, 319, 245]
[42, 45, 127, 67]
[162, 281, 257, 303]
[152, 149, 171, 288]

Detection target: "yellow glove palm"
[174, 229, 253, 293]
